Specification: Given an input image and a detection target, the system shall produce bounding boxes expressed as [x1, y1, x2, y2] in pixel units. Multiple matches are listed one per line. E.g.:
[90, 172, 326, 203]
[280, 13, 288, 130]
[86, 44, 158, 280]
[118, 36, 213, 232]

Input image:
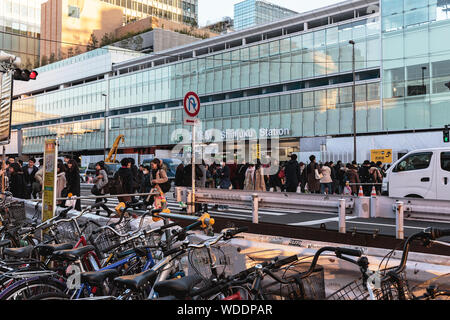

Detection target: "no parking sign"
[184, 91, 200, 122]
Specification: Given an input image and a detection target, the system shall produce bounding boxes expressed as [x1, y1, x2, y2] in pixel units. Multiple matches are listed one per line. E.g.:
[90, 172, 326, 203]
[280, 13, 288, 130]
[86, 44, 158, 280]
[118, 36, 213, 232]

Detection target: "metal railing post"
[339, 198, 346, 234]
[370, 194, 377, 218]
[396, 201, 404, 240]
[252, 194, 259, 224]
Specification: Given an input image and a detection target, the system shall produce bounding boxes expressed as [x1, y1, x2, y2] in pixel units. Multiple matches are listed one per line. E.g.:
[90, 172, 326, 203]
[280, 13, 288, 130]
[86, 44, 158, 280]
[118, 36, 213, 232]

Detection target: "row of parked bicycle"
[0, 190, 448, 301]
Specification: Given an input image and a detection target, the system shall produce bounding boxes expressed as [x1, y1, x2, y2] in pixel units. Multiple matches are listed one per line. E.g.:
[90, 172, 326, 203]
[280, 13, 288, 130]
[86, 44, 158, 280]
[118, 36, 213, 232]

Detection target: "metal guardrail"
[30, 192, 160, 202]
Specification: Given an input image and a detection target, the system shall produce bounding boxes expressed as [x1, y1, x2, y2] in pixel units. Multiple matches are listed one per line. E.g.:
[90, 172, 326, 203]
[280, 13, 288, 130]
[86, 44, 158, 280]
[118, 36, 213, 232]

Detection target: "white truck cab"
[382, 148, 450, 200]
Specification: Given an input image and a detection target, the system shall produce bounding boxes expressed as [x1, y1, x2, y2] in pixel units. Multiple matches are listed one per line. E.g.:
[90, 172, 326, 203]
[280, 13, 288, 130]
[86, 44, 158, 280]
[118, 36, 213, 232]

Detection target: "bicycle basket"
[188, 246, 230, 283]
[263, 262, 325, 300]
[5, 201, 26, 225]
[89, 228, 121, 257]
[327, 277, 371, 300]
[372, 269, 412, 300]
[54, 220, 80, 243]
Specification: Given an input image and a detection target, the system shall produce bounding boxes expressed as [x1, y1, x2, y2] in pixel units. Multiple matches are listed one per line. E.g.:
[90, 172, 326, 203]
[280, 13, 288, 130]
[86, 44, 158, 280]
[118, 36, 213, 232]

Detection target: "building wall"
[40, 0, 123, 59]
[0, 0, 43, 68]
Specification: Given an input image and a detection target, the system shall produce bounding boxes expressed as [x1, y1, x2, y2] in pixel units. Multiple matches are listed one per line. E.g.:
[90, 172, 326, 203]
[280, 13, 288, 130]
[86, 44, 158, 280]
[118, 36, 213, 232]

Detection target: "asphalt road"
[78, 185, 450, 241]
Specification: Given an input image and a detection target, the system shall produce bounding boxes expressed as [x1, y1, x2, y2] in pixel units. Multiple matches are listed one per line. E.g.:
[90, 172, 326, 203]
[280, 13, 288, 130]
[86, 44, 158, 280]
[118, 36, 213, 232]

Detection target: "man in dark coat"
[284, 154, 301, 193]
[113, 158, 134, 204]
[23, 158, 39, 199]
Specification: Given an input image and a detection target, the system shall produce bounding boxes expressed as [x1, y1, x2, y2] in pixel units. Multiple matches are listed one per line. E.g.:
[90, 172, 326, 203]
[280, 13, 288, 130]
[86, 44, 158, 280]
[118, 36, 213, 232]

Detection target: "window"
[68, 6, 81, 18]
[441, 152, 450, 172]
[393, 152, 433, 172]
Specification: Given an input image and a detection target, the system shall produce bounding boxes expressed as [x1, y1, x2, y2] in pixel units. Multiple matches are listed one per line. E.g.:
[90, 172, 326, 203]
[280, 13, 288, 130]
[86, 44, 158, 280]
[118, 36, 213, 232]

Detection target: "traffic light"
[12, 68, 38, 81]
[444, 125, 449, 143]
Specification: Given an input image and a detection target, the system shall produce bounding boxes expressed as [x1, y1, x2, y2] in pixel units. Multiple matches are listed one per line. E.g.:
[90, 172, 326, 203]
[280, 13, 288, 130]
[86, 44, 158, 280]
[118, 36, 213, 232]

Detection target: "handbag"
[315, 169, 323, 180]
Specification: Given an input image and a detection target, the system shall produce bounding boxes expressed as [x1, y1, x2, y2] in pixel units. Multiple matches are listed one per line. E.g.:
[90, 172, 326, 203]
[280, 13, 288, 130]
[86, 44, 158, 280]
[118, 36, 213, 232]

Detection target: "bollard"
[370, 194, 377, 218]
[396, 201, 404, 240]
[339, 199, 346, 234]
[187, 190, 194, 215]
[252, 194, 259, 224]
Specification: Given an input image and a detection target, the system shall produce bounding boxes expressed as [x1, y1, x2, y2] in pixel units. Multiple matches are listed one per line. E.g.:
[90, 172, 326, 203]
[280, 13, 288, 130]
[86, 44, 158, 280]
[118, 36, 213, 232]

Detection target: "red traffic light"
[29, 70, 38, 80]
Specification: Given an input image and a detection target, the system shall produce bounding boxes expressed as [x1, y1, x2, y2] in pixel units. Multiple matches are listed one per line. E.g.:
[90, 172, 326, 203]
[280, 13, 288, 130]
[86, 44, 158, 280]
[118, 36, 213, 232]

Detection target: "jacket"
[114, 167, 134, 194]
[182, 165, 203, 187]
[284, 159, 301, 188]
[347, 168, 361, 194]
[219, 165, 231, 189]
[9, 172, 26, 198]
[23, 166, 38, 186]
[65, 169, 81, 196]
[140, 173, 152, 194]
[56, 172, 66, 204]
[93, 169, 108, 191]
[306, 162, 320, 192]
[254, 167, 266, 191]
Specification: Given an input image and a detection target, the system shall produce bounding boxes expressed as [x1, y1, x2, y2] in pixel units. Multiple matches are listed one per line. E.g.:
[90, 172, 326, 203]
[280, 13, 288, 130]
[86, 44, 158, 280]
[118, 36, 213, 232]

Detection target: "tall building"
[8, 0, 450, 165]
[234, 0, 298, 31]
[0, 0, 45, 69]
[40, 0, 200, 60]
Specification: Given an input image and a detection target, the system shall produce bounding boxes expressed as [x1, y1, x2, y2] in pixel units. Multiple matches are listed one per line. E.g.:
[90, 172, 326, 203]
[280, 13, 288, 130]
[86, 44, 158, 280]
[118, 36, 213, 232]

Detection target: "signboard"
[42, 139, 58, 224]
[371, 149, 393, 163]
[183, 91, 201, 118]
[0, 72, 13, 145]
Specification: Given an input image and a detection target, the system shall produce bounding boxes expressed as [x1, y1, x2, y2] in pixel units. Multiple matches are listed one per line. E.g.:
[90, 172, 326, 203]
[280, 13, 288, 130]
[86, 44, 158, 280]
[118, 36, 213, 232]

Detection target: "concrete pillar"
[396, 201, 404, 240]
[339, 199, 346, 234]
[252, 194, 259, 224]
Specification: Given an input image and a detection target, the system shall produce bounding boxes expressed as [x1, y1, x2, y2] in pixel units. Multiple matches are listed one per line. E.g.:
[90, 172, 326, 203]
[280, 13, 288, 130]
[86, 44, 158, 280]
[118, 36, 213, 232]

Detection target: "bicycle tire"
[29, 291, 70, 300]
[0, 276, 66, 300]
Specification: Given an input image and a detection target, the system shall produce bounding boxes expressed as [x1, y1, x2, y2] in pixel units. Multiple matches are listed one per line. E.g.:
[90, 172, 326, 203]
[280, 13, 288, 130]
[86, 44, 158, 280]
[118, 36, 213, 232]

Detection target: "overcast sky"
[198, 0, 344, 27]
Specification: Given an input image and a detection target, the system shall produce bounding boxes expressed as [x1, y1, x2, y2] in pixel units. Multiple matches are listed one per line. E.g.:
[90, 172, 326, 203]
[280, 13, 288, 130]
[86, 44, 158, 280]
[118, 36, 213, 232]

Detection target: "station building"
[8, 0, 450, 164]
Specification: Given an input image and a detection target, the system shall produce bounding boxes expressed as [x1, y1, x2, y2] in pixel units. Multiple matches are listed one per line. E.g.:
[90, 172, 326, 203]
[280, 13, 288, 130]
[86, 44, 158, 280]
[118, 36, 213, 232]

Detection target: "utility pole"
[349, 40, 356, 163]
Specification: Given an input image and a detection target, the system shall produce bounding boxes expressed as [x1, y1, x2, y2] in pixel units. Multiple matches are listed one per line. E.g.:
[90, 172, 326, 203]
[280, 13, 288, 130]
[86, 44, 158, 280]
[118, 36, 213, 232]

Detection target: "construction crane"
[105, 134, 124, 164]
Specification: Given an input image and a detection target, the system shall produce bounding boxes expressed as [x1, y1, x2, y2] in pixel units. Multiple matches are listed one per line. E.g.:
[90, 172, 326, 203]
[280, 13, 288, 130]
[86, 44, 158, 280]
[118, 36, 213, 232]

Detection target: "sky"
[198, 0, 344, 27]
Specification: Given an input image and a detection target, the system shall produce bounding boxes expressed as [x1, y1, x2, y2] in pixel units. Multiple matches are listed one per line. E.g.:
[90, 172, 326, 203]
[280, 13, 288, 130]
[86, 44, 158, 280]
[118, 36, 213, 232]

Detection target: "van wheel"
[405, 194, 423, 199]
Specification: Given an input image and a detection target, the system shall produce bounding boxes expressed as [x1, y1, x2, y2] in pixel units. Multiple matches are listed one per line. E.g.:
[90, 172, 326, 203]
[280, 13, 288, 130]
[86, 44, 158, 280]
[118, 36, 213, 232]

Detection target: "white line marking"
[289, 216, 358, 226]
[346, 220, 425, 230]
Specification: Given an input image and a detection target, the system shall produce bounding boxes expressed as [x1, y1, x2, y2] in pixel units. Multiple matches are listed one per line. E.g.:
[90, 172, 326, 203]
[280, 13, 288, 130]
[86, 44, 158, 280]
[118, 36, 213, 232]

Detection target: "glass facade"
[234, 0, 298, 31]
[100, 0, 198, 26]
[0, 0, 43, 69]
[382, 0, 450, 131]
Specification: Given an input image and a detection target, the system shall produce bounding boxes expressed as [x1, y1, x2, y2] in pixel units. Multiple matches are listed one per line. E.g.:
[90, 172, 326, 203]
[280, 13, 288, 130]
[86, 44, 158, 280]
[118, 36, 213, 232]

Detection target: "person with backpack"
[113, 158, 134, 208]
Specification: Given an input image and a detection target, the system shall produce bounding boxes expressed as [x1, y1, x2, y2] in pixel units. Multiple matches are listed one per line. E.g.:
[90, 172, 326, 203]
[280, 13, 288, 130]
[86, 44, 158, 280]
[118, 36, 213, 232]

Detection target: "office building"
[234, 0, 298, 31]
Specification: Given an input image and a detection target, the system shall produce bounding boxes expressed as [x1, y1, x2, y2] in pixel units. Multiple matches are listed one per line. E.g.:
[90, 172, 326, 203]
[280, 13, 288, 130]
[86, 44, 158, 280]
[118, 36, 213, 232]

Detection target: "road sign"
[184, 117, 200, 126]
[371, 149, 392, 163]
[42, 139, 58, 238]
[184, 91, 200, 118]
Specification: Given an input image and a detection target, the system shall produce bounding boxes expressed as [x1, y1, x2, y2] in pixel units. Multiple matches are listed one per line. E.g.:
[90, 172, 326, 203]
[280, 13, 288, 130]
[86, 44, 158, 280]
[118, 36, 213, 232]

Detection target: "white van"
[382, 148, 450, 200]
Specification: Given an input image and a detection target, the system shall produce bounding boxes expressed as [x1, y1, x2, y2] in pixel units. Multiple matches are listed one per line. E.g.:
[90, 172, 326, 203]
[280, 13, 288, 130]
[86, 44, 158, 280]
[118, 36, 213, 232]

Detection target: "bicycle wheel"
[29, 292, 70, 300]
[410, 273, 450, 300]
[0, 276, 66, 300]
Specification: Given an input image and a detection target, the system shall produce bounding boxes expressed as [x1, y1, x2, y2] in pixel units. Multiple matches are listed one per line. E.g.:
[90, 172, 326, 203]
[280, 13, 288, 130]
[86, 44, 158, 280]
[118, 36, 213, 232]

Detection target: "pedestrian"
[346, 163, 361, 195]
[183, 162, 203, 187]
[237, 163, 249, 190]
[140, 165, 152, 194]
[56, 163, 67, 206]
[269, 160, 283, 192]
[219, 161, 232, 190]
[196, 160, 207, 188]
[8, 163, 26, 198]
[244, 164, 255, 190]
[320, 162, 333, 194]
[284, 154, 301, 193]
[299, 162, 306, 192]
[336, 161, 345, 194]
[370, 161, 383, 195]
[113, 158, 134, 206]
[92, 161, 112, 216]
[359, 160, 372, 196]
[34, 159, 44, 199]
[175, 163, 185, 187]
[149, 158, 170, 208]
[23, 158, 38, 199]
[254, 160, 266, 191]
[66, 159, 81, 211]
[305, 155, 321, 194]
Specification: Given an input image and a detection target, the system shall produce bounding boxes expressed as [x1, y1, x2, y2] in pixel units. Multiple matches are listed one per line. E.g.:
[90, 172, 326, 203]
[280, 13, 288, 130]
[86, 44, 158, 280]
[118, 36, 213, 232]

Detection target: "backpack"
[108, 175, 123, 195]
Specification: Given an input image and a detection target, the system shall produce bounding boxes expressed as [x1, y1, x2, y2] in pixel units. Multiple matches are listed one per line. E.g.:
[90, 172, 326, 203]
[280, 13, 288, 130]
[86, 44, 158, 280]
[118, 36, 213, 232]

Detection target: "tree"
[87, 34, 99, 51]
[49, 52, 57, 64]
[41, 55, 49, 66]
[67, 47, 74, 58]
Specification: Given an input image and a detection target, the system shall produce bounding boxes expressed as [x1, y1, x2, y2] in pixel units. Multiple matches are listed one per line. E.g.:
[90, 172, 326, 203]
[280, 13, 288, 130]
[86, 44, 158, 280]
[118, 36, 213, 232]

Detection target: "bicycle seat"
[154, 275, 203, 299]
[81, 269, 119, 287]
[114, 269, 157, 291]
[3, 245, 34, 259]
[0, 240, 11, 248]
[51, 245, 95, 262]
[35, 243, 74, 257]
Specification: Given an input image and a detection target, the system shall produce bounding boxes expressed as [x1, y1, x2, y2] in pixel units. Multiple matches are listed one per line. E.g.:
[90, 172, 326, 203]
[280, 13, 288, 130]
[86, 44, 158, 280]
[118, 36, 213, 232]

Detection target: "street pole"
[191, 124, 196, 214]
[349, 40, 356, 163]
[1, 146, 5, 193]
[102, 93, 108, 161]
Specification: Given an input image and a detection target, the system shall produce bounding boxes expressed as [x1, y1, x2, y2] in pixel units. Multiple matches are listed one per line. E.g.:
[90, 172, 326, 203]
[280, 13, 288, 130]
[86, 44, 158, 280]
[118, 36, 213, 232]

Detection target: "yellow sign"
[371, 149, 393, 163]
[251, 144, 261, 160]
[42, 139, 58, 224]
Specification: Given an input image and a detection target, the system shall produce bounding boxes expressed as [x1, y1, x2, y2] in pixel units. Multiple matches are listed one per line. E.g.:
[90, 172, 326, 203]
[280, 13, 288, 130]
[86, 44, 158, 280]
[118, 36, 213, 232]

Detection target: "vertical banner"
[42, 139, 58, 224]
[0, 71, 13, 145]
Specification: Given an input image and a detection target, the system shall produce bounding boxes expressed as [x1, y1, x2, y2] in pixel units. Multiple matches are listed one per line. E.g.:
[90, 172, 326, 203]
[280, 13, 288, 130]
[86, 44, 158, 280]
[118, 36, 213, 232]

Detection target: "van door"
[437, 151, 450, 200]
[389, 152, 434, 199]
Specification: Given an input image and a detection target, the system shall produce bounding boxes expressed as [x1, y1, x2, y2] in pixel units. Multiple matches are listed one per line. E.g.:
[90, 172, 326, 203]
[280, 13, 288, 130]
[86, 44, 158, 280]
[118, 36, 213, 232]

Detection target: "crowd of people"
[1, 153, 390, 215]
[175, 154, 390, 197]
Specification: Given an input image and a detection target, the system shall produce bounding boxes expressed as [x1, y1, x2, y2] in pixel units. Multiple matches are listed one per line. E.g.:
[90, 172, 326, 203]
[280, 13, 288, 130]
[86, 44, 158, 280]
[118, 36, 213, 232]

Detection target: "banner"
[42, 139, 58, 224]
[370, 149, 393, 163]
[0, 72, 13, 145]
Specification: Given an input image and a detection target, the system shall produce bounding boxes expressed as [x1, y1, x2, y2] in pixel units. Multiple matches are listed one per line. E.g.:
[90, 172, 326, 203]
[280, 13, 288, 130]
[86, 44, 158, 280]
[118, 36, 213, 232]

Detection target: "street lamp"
[102, 93, 108, 161]
[349, 40, 356, 163]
